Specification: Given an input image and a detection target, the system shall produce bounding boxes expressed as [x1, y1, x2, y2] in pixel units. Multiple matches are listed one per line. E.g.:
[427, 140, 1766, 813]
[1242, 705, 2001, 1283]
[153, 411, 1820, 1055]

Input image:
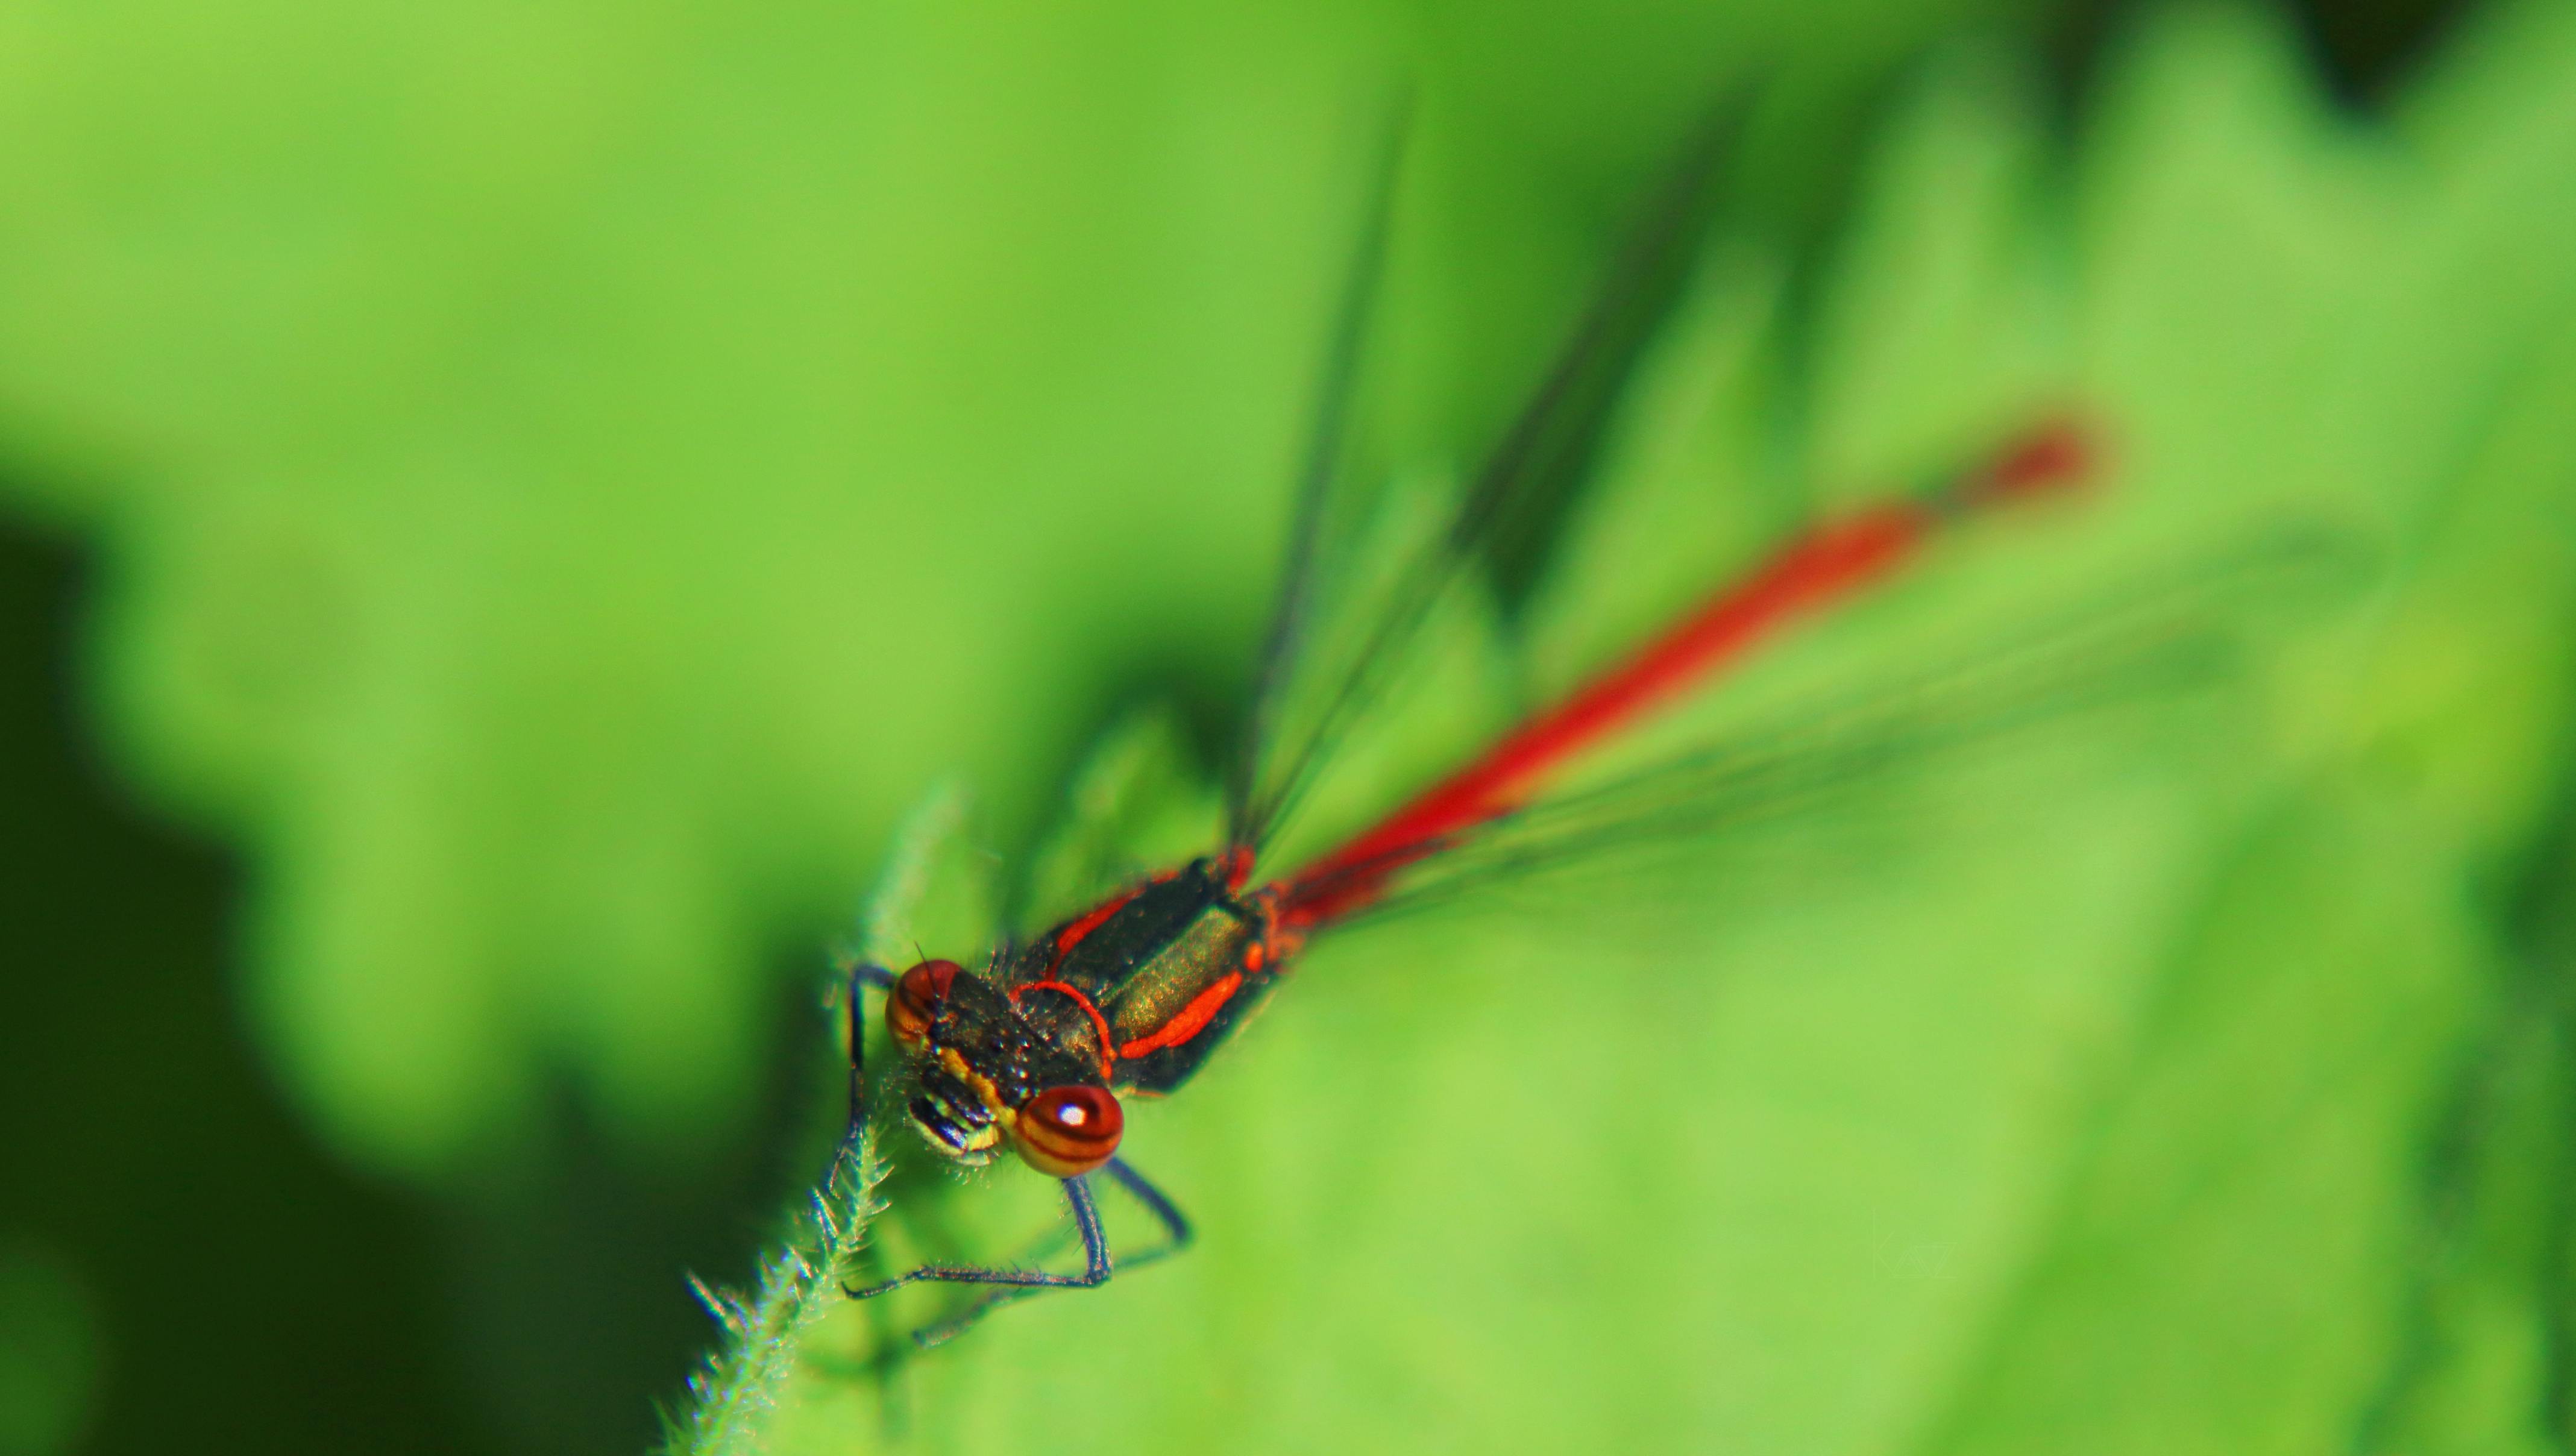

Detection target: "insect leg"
[843, 961, 895, 1141]
[846, 1174, 1117, 1346]
[958, 1155, 1196, 1284]
[1098, 1156, 1194, 1273]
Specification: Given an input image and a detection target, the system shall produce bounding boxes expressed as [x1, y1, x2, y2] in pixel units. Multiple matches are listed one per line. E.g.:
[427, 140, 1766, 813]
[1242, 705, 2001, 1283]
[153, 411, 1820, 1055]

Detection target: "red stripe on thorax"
[1050, 886, 1143, 971]
[1013, 979, 1116, 1081]
[1116, 971, 1244, 1060]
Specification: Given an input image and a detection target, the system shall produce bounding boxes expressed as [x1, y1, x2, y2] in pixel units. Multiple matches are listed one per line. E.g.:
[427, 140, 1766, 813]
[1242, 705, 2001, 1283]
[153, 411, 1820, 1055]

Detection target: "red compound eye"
[886, 959, 960, 1048]
[1014, 1085, 1123, 1178]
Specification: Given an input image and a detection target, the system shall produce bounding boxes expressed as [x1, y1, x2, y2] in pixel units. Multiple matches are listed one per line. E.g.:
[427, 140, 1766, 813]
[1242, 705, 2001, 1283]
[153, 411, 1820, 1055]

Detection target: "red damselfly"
[834, 105, 2319, 1349]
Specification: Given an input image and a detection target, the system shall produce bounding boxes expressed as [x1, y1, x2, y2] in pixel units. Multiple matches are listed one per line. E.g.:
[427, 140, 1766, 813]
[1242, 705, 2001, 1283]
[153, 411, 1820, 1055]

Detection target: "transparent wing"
[1290, 526, 2368, 927]
[1222, 102, 1405, 849]
[1226, 87, 1758, 862]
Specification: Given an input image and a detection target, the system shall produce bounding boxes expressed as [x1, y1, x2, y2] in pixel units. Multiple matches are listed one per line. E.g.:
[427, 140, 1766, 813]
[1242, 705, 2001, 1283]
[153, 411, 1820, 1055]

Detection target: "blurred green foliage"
[10, 0, 2576, 1452]
[0, 1238, 99, 1456]
[0, 0, 2038, 1179]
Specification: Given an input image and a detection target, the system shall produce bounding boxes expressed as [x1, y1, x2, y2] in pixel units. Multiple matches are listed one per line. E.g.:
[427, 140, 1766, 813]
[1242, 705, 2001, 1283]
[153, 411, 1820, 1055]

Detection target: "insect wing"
[1224, 107, 1403, 853]
[1227, 89, 1757, 865]
[1297, 526, 2367, 926]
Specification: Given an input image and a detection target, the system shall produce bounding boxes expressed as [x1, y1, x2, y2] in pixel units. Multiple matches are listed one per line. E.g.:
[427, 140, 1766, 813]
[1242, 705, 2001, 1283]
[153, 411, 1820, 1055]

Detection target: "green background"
[10, 0, 2576, 1452]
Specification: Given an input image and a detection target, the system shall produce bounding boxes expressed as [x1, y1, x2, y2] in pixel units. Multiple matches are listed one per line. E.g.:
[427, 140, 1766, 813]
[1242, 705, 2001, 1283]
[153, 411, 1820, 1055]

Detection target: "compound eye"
[886, 959, 961, 1048]
[1014, 1085, 1123, 1178]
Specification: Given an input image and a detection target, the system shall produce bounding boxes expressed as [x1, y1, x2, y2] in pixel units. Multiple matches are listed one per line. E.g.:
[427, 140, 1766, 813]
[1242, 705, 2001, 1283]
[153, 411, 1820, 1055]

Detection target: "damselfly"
[835, 104, 2317, 1348]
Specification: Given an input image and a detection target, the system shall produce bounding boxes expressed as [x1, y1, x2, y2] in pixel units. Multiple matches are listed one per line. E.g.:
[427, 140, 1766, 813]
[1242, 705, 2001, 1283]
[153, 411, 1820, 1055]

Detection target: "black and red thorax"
[899, 852, 1297, 1163]
[1011, 850, 1298, 1094]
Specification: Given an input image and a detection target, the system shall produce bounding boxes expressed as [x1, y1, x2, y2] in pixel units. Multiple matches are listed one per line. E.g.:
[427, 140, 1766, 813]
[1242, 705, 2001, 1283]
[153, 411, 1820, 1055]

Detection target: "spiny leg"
[1098, 1156, 1193, 1274]
[847, 1173, 1116, 1347]
[869, 1159, 1197, 1347]
[843, 960, 896, 1144]
[925, 1155, 1193, 1292]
